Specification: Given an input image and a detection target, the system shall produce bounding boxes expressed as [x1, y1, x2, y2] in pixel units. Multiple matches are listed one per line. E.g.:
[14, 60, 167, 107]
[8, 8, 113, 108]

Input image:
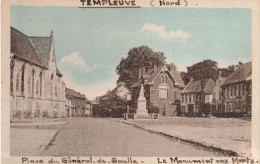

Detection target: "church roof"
[29, 36, 52, 67]
[11, 27, 62, 75]
[11, 27, 44, 67]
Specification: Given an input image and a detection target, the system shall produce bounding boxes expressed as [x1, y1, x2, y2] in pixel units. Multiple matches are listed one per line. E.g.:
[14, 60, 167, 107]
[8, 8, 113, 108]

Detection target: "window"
[234, 85, 237, 96]
[161, 76, 164, 83]
[16, 72, 20, 93]
[165, 76, 167, 83]
[189, 94, 191, 102]
[10, 60, 15, 93]
[185, 94, 187, 102]
[159, 85, 168, 99]
[21, 65, 25, 94]
[39, 71, 43, 97]
[31, 69, 35, 96]
[182, 95, 184, 103]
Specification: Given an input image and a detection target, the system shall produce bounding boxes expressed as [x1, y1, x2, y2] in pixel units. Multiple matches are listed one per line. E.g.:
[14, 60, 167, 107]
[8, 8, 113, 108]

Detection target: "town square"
[8, 6, 252, 157]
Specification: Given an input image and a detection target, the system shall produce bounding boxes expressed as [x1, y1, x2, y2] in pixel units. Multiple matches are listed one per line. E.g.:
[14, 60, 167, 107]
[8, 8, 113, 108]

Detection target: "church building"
[10, 27, 66, 119]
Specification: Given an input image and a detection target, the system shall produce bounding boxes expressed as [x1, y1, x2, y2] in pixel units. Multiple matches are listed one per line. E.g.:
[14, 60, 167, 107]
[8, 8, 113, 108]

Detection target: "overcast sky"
[11, 7, 251, 100]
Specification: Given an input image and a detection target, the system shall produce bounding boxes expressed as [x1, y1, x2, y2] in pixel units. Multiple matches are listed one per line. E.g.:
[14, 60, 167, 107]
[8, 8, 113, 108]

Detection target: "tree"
[221, 65, 236, 77]
[166, 62, 177, 71]
[116, 45, 166, 89]
[180, 71, 190, 86]
[187, 59, 218, 81]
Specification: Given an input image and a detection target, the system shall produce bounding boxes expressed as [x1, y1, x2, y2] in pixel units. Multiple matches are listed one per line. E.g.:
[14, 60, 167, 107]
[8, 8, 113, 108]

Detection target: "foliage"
[180, 71, 190, 86]
[115, 45, 166, 89]
[93, 91, 127, 118]
[187, 59, 218, 82]
[147, 102, 159, 114]
[221, 65, 236, 77]
[166, 62, 177, 71]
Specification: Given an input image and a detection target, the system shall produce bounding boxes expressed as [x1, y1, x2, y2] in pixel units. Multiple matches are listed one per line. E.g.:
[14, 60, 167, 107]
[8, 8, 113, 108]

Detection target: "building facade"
[212, 71, 226, 114]
[65, 88, 87, 117]
[132, 65, 185, 116]
[221, 62, 252, 116]
[180, 79, 215, 116]
[10, 27, 66, 119]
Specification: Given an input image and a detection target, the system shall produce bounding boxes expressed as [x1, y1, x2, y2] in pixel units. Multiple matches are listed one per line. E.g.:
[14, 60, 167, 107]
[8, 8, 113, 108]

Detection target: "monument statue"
[136, 84, 148, 117]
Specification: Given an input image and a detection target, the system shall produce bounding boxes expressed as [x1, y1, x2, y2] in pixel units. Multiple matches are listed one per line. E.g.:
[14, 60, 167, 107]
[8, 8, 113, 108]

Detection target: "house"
[10, 27, 66, 119]
[180, 78, 215, 116]
[132, 64, 185, 116]
[113, 82, 131, 100]
[65, 88, 87, 117]
[212, 71, 226, 114]
[221, 62, 252, 116]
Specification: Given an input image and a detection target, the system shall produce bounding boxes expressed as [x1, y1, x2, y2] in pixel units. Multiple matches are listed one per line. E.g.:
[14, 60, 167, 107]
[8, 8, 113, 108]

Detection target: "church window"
[10, 60, 15, 93]
[16, 71, 20, 93]
[39, 71, 43, 97]
[21, 65, 25, 94]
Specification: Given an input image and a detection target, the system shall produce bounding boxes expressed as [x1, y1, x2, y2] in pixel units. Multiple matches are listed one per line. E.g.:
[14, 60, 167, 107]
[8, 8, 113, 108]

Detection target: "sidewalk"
[10, 117, 72, 129]
[121, 117, 251, 156]
[11, 128, 57, 156]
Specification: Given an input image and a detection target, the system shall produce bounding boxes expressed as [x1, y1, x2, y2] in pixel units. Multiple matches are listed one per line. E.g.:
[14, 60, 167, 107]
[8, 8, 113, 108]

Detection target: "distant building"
[132, 64, 185, 116]
[180, 78, 215, 116]
[65, 88, 87, 117]
[212, 71, 226, 114]
[10, 27, 66, 119]
[112, 82, 131, 100]
[221, 62, 252, 116]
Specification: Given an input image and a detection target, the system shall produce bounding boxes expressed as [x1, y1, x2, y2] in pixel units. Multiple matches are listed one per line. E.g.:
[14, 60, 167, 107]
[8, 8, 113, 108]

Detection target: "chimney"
[138, 68, 142, 79]
[142, 66, 146, 75]
[218, 70, 222, 79]
[153, 63, 158, 72]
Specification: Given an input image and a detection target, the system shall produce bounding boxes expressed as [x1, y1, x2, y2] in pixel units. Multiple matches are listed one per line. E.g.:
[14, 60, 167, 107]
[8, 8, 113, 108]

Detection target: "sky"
[11, 6, 252, 100]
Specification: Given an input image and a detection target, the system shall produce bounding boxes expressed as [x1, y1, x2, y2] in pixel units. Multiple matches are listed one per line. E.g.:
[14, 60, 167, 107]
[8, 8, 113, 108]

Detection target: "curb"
[119, 120, 240, 157]
[41, 117, 73, 154]
[10, 118, 73, 129]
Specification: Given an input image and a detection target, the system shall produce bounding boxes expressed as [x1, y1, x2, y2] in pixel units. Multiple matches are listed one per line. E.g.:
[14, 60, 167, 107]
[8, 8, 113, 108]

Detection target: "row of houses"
[103, 62, 251, 117]
[10, 27, 92, 119]
[180, 62, 252, 116]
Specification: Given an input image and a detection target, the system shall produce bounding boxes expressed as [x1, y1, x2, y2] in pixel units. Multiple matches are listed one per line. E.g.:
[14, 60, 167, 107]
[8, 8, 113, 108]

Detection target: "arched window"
[16, 71, 20, 93]
[39, 71, 43, 97]
[159, 85, 168, 99]
[10, 60, 15, 93]
[31, 68, 35, 96]
[21, 65, 25, 94]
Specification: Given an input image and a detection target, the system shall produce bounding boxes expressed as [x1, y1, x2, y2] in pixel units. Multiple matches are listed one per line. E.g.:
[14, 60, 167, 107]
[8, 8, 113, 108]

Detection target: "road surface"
[41, 117, 225, 156]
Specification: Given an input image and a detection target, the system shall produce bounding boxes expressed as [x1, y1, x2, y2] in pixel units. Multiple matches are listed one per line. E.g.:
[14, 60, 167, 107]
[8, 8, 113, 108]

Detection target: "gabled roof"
[11, 27, 45, 67]
[169, 70, 185, 88]
[65, 88, 86, 99]
[181, 79, 215, 94]
[29, 36, 52, 67]
[223, 62, 252, 86]
[132, 65, 185, 88]
[11, 27, 62, 75]
[146, 65, 165, 84]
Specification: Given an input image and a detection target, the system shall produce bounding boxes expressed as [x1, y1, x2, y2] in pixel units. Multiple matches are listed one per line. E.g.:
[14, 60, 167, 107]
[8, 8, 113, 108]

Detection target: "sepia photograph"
[2, 1, 259, 162]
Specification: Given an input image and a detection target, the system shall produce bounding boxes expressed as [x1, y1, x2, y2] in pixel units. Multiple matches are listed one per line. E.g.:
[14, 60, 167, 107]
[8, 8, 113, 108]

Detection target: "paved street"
[41, 117, 225, 156]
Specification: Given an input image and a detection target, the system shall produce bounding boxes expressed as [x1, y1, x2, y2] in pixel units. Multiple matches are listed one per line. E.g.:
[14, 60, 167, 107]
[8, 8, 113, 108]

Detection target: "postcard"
[1, 0, 260, 163]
